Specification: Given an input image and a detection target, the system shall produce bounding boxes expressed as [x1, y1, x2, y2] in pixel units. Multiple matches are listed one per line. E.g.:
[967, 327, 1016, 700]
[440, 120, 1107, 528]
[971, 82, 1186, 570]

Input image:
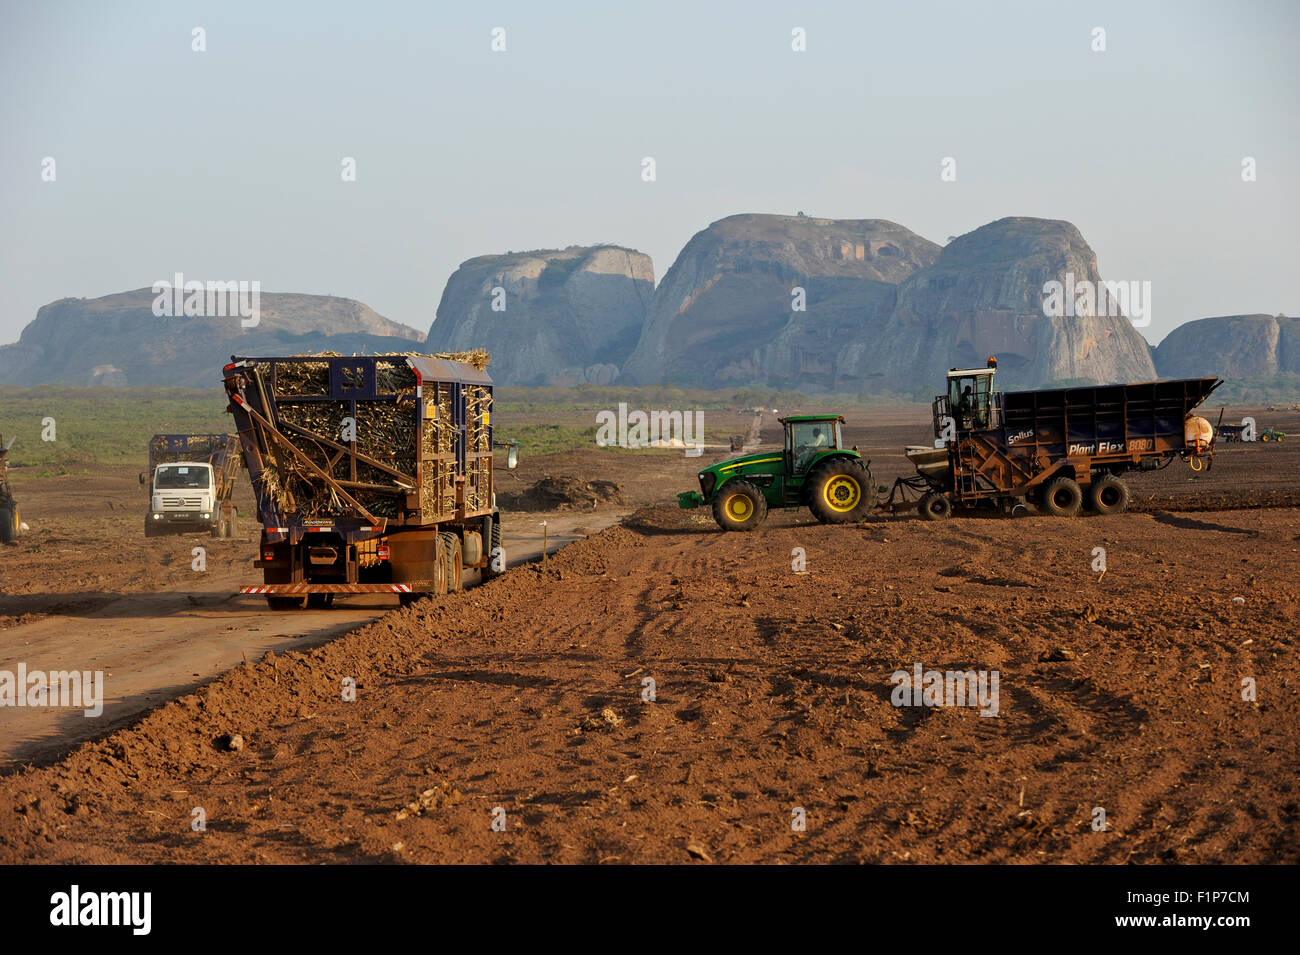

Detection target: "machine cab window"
[948, 367, 996, 430]
[786, 418, 842, 473]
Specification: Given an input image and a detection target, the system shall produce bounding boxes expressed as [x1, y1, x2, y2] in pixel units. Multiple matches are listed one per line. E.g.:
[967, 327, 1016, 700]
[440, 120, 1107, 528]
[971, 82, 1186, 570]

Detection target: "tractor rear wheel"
[1088, 475, 1130, 515]
[918, 491, 952, 521]
[712, 481, 768, 532]
[1040, 477, 1083, 517]
[807, 460, 874, 524]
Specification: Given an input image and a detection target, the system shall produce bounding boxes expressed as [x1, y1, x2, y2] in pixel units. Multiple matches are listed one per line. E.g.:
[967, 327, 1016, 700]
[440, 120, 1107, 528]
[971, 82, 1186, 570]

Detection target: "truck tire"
[483, 516, 504, 580]
[1088, 475, 1130, 515]
[1040, 477, 1083, 517]
[144, 516, 158, 538]
[226, 510, 238, 538]
[712, 480, 767, 532]
[439, 532, 463, 593]
[210, 518, 224, 538]
[918, 491, 952, 521]
[0, 505, 14, 545]
[807, 459, 874, 524]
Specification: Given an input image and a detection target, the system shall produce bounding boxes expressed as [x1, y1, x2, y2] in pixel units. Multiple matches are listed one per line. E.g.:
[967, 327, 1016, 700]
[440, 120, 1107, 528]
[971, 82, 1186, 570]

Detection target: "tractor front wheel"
[808, 460, 874, 524]
[712, 481, 768, 532]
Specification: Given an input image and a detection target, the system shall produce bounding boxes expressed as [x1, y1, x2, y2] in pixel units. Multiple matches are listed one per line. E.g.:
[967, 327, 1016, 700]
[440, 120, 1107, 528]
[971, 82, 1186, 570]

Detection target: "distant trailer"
[883, 358, 1224, 519]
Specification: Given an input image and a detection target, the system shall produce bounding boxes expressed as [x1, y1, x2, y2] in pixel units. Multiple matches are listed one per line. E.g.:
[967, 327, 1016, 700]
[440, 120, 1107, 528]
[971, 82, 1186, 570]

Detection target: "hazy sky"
[1, 0, 1296, 346]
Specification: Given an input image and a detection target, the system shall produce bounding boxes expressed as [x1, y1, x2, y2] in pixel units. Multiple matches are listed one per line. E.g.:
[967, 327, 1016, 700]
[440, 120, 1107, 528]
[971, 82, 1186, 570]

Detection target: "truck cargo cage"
[224, 354, 494, 537]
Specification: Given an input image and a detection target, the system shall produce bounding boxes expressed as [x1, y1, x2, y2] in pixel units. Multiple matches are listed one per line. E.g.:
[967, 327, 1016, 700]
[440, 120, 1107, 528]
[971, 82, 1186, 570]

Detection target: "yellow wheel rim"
[824, 475, 861, 512]
[725, 494, 754, 521]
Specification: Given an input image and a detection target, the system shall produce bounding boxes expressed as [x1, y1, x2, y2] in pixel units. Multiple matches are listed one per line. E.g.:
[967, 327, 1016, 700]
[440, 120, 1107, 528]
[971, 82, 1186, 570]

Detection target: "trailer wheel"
[1040, 477, 1083, 517]
[210, 518, 225, 538]
[439, 532, 463, 593]
[1088, 475, 1130, 515]
[712, 481, 768, 532]
[807, 459, 874, 524]
[266, 595, 305, 610]
[918, 491, 952, 521]
[226, 510, 238, 538]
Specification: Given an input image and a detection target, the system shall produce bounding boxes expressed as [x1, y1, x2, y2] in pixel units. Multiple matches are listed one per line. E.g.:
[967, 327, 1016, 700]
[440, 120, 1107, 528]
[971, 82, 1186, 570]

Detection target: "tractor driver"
[956, 384, 975, 428]
[795, 425, 829, 471]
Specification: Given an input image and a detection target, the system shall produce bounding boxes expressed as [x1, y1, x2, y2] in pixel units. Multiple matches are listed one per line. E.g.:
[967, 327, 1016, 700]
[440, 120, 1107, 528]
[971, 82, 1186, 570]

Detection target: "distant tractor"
[677, 414, 875, 531]
[1260, 426, 1286, 442]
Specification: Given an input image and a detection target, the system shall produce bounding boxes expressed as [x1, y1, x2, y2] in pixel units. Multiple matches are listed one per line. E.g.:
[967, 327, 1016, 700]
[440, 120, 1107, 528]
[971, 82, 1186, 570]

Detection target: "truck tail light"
[262, 547, 276, 561]
[377, 542, 390, 561]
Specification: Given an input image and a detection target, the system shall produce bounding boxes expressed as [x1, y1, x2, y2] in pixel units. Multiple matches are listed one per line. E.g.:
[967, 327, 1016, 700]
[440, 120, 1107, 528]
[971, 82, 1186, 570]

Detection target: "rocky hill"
[426, 245, 653, 386]
[1154, 314, 1299, 379]
[621, 214, 940, 387]
[0, 289, 423, 388]
[623, 214, 1157, 392]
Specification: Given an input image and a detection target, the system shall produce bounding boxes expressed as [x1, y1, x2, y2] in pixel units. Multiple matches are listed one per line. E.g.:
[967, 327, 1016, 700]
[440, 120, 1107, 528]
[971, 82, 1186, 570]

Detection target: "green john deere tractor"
[677, 414, 877, 531]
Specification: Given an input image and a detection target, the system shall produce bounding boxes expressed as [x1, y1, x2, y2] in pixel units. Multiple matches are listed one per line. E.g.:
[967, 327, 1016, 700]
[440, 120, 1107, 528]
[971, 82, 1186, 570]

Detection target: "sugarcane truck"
[142, 433, 243, 537]
[223, 353, 510, 609]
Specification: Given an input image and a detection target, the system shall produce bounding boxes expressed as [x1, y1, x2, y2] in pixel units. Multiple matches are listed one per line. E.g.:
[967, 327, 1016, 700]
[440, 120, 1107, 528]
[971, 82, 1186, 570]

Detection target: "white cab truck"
[142, 434, 243, 537]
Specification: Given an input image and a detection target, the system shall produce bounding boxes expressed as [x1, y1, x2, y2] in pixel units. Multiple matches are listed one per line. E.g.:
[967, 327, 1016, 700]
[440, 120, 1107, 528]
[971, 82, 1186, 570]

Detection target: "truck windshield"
[155, 466, 210, 489]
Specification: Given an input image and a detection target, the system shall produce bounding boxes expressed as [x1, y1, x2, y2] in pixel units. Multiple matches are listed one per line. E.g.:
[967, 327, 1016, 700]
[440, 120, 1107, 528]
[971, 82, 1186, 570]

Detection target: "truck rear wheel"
[807, 460, 874, 524]
[918, 491, 952, 521]
[712, 481, 768, 532]
[483, 516, 504, 580]
[210, 518, 225, 538]
[1040, 477, 1083, 517]
[439, 533, 463, 593]
[1088, 475, 1130, 515]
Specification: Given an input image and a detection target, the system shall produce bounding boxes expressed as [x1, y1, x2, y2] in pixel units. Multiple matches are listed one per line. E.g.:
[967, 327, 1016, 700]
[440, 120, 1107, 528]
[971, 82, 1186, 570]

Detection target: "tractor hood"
[701, 450, 786, 478]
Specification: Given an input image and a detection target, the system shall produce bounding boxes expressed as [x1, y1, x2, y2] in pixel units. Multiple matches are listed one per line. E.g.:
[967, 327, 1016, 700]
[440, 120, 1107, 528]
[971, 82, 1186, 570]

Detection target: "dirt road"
[0, 464, 629, 764]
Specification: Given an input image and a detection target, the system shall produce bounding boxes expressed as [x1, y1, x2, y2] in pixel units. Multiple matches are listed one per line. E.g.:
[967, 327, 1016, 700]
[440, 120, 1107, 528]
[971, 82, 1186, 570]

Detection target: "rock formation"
[1154, 314, 1298, 379]
[426, 245, 653, 386]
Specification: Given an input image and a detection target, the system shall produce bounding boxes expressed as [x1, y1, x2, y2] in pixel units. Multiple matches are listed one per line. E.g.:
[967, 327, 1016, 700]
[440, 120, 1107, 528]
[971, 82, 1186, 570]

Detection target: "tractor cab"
[783, 414, 846, 475]
[940, 357, 1001, 434]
